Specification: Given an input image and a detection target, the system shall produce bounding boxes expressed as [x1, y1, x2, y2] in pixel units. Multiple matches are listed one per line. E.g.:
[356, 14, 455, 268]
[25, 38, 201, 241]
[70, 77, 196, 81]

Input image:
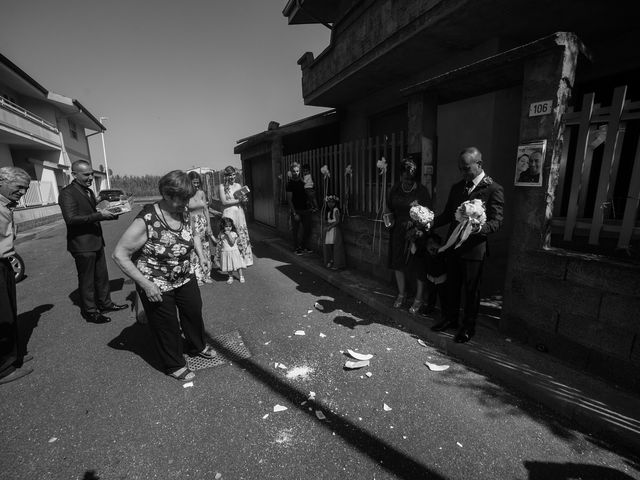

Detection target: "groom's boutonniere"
[481, 176, 493, 186]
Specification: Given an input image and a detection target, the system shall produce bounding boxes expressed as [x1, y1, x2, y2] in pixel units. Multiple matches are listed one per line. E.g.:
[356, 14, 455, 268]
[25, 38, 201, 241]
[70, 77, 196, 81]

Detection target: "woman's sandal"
[226, 277, 233, 284]
[409, 300, 423, 315]
[393, 294, 406, 308]
[169, 367, 195, 382]
[198, 345, 216, 359]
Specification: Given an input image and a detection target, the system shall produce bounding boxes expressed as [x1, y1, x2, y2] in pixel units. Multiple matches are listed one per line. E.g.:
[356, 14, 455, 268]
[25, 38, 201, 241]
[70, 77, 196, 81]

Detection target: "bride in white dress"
[216, 165, 253, 267]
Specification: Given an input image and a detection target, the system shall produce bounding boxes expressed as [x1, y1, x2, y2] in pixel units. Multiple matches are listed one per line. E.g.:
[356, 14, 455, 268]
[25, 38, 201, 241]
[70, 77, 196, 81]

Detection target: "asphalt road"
[1, 206, 639, 480]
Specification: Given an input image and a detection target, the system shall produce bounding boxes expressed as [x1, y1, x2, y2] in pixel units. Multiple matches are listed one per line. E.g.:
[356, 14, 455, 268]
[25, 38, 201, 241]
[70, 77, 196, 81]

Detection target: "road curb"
[260, 234, 640, 457]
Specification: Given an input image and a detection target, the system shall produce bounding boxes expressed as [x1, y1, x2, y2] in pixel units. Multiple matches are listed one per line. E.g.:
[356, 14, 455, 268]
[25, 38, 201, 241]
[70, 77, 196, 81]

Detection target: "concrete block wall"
[502, 249, 640, 392]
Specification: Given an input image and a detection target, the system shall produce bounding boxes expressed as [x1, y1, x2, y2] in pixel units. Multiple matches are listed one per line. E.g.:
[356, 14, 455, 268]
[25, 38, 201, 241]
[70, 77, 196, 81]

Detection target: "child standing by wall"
[218, 217, 246, 284]
[323, 194, 346, 270]
[302, 164, 319, 212]
[424, 233, 447, 316]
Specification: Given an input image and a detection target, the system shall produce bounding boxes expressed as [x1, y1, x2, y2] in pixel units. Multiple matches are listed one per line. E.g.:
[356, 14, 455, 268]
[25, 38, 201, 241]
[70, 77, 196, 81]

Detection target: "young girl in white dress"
[218, 217, 246, 284]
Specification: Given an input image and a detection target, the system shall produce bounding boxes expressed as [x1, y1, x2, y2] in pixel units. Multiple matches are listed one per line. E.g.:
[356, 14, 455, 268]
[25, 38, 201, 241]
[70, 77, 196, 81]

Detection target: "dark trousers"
[426, 280, 447, 311]
[72, 248, 112, 314]
[137, 278, 206, 374]
[444, 254, 484, 331]
[0, 259, 19, 379]
[291, 211, 312, 250]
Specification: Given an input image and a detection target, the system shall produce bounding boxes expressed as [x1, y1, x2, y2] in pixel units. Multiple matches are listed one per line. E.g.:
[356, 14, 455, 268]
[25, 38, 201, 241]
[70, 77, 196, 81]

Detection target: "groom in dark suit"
[431, 147, 504, 343]
[59, 160, 127, 323]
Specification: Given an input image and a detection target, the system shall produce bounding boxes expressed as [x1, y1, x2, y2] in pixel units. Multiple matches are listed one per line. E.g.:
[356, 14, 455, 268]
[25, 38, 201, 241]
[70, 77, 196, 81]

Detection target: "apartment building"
[0, 52, 106, 230]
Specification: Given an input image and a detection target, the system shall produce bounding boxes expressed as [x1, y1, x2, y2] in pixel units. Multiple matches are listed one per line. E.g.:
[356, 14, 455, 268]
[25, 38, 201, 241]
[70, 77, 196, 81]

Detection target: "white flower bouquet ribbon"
[439, 199, 486, 252]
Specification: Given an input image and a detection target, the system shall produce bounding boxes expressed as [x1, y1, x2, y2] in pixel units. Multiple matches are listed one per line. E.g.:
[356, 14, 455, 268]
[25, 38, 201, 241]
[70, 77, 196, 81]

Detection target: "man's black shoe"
[101, 303, 128, 312]
[301, 248, 313, 254]
[83, 312, 111, 324]
[294, 248, 304, 255]
[454, 328, 474, 343]
[431, 320, 458, 332]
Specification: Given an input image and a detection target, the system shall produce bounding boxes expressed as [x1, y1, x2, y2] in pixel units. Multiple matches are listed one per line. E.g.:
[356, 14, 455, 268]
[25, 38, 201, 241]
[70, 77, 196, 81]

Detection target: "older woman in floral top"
[113, 170, 215, 382]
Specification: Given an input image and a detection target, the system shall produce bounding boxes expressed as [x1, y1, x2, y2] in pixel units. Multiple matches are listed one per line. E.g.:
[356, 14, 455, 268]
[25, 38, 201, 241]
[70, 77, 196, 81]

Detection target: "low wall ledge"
[532, 247, 640, 271]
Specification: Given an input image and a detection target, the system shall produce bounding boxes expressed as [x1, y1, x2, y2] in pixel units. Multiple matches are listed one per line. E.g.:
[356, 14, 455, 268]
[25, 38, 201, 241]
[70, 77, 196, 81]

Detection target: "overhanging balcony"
[0, 97, 61, 149]
[295, 0, 639, 108]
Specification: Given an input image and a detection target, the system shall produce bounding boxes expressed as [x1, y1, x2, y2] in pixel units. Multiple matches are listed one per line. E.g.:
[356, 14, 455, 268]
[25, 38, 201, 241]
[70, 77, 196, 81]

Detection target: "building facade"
[235, 1, 640, 390]
[1, 52, 106, 231]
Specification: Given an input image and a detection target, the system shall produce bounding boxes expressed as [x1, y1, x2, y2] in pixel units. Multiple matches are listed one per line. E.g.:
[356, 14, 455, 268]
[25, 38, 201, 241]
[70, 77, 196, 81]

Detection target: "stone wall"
[502, 248, 640, 392]
[14, 205, 62, 233]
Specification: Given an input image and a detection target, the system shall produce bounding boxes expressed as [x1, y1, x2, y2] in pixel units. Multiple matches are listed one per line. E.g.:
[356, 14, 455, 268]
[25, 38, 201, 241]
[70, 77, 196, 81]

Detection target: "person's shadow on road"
[17, 303, 53, 357]
[107, 322, 164, 373]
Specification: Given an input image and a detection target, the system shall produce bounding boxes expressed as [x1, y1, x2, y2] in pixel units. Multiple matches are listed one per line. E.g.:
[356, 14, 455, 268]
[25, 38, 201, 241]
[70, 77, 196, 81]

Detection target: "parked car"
[98, 189, 126, 202]
[8, 253, 25, 283]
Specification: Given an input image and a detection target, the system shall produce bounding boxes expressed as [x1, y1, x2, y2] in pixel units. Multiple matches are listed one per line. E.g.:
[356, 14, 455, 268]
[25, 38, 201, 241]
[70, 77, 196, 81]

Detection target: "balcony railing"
[0, 97, 58, 132]
[17, 180, 57, 208]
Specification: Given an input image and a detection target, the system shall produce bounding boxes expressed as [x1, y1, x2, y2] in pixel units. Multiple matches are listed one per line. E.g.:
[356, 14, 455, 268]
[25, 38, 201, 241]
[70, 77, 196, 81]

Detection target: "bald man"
[431, 147, 504, 343]
[59, 161, 127, 323]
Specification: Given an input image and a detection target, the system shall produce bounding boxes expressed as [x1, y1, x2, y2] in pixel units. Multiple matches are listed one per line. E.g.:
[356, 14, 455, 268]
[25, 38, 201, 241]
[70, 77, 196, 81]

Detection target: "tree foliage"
[110, 174, 162, 197]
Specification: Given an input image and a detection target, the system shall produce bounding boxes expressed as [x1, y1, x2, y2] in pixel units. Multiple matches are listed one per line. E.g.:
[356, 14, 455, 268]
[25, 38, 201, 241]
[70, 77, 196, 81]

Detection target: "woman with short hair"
[384, 158, 432, 313]
[113, 170, 215, 382]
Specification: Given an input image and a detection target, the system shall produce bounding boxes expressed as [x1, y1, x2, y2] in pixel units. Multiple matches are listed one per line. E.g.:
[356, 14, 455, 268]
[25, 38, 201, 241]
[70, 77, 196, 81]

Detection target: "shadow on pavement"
[203, 329, 449, 480]
[523, 460, 637, 479]
[107, 322, 164, 373]
[17, 303, 53, 356]
[252, 235, 640, 468]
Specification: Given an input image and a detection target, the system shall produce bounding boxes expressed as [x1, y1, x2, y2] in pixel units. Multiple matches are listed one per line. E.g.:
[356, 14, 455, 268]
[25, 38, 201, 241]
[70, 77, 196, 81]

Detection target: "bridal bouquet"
[405, 204, 434, 256]
[439, 199, 486, 251]
[409, 204, 434, 230]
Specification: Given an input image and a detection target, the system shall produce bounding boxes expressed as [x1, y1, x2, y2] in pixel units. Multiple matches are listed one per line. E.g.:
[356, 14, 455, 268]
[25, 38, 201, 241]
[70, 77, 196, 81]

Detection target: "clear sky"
[1, 0, 330, 176]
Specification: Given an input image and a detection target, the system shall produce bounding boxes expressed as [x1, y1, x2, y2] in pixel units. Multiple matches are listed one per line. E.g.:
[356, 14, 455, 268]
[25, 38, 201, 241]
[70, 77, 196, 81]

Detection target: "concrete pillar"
[501, 33, 582, 331]
[407, 93, 437, 197]
[271, 136, 283, 230]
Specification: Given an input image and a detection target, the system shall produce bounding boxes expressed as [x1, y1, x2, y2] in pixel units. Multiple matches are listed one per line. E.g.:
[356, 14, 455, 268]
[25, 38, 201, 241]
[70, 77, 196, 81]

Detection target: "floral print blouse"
[134, 203, 194, 292]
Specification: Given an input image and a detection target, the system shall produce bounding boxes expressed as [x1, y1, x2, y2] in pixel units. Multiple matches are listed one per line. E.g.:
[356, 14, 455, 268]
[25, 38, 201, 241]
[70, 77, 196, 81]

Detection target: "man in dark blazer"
[431, 147, 504, 343]
[59, 160, 127, 323]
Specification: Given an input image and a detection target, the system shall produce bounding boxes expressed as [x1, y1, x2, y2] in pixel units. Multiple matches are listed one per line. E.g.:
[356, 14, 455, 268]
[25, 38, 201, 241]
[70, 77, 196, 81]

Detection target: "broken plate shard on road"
[425, 361, 450, 371]
[273, 404, 288, 412]
[346, 349, 373, 360]
[344, 360, 370, 369]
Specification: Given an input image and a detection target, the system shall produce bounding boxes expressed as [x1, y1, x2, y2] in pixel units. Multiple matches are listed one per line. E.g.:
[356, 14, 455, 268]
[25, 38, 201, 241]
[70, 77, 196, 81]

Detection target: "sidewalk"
[248, 221, 640, 457]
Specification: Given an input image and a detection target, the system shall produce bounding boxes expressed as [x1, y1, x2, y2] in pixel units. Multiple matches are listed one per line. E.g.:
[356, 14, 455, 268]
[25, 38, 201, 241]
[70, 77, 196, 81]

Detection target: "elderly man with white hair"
[0, 166, 33, 385]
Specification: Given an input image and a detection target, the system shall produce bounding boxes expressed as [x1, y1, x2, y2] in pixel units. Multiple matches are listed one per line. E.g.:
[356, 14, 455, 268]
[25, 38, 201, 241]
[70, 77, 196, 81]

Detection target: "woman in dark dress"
[384, 159, 431, 313]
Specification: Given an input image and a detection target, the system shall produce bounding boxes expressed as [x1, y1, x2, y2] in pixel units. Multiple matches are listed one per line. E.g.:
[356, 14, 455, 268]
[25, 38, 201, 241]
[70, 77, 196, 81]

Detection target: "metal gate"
[251, 154, 275, 226]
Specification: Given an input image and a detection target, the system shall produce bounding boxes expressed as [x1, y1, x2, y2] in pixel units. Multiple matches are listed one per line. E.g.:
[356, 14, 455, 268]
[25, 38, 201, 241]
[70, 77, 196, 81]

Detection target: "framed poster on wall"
[514, 140, 546, 187]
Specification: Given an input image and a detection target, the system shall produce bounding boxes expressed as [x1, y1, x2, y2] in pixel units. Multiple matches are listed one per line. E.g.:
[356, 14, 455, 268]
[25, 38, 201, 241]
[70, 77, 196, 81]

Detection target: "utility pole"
[99, 116, 111, 189]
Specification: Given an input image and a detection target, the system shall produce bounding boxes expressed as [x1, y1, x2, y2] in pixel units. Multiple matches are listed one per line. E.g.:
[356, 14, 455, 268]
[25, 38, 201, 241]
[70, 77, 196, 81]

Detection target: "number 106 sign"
[529, 100, 553, 117]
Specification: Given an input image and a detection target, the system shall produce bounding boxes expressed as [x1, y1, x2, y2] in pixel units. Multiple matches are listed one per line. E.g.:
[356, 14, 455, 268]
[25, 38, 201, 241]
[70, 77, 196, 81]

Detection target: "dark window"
[69, 120, 78, 140]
